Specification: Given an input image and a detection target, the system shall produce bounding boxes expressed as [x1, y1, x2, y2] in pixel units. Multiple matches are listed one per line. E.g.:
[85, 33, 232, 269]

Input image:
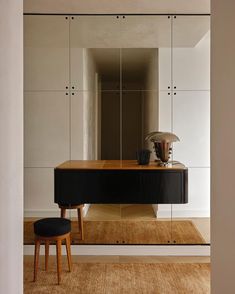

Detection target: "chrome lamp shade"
[145, 132, 180, 165]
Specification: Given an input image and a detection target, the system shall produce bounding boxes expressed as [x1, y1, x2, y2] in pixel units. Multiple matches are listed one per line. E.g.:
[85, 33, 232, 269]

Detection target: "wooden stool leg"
[56, 239, 62, 285]
[61, 208, 66, 218]
[45, 241, 49, 271]
[77, 206, 84, 240]
[33, 239, 40, 282]
[65, 234, 72, 272]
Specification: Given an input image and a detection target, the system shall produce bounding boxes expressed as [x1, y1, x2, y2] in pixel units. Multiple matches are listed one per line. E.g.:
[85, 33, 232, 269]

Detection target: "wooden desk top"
[56, 160, 187, 170]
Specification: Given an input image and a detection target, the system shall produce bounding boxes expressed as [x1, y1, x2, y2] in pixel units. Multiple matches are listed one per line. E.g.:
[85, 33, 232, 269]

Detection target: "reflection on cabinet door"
[159, 48, 172, 91]
[24, 15, 69, 91]
[172, 16, 210, 90]
[24, 168, 54, 211]
[171, 167, 210, 244]
[70, 16, 121, 91]
[172, 91, 210, 167]
[119, 15, 171, 91]
[24, 91, 70, 167]
[122, 91, 142, 159]
[71, 92, 84, 160]
[173, 167, 210, 218]
[101, 91, 120, 160]
[159, 91, 172, 132]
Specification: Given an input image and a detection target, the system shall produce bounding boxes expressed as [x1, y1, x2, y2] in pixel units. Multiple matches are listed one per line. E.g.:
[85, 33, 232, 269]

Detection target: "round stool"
[33, 217, 72, 284]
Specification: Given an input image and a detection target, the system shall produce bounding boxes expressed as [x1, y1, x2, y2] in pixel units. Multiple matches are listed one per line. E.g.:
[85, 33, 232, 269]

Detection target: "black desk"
[54, 160, 188, 205]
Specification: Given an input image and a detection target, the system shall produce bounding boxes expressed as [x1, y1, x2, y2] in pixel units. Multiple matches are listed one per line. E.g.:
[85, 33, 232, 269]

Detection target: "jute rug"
[24, 261, 210, 294]
[24, 220, 205, 244]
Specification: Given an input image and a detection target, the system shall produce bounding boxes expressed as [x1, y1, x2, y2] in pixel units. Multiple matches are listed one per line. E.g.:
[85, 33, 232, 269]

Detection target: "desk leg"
[77, 207, 84, 240]
[61, 208, 66, 218]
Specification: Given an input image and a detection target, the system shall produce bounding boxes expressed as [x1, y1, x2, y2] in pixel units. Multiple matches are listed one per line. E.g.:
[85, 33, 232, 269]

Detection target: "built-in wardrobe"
[24, 15, 210, 245]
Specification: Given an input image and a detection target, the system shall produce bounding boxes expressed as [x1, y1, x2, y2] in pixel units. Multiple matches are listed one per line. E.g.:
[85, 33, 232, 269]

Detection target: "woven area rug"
[24, 219, 205, 244]
[24, 261, 210, 294]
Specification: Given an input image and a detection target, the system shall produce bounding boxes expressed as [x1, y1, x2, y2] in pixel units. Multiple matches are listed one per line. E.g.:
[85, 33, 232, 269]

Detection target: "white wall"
[0, 1, 23, 293]
[211, 1, 235, 293]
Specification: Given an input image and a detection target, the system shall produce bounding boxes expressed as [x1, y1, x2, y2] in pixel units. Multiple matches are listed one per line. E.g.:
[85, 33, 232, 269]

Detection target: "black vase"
[136, 149, 151, 165]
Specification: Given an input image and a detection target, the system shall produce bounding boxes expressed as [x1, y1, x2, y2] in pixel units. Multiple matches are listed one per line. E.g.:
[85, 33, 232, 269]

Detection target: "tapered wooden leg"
[65, 234, 72, 272]
[56, 239, 62, 285]
[77, 206, 84, 240]
[61, 208, 66, 218]
[33, 239, 40, 282]
[45, 241, 49, 271]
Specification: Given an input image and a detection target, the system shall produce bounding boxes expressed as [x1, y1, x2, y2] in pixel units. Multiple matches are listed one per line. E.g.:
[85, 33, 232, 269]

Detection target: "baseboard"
[24, 244, 210, 256]
[157, 210, 210, 218]
[24, 205, 90, 218]
[24, 208, 210, 218]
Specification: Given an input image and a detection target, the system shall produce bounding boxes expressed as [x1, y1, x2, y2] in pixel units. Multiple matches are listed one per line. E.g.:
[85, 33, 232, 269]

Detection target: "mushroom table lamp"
[145, 132, 180, 165]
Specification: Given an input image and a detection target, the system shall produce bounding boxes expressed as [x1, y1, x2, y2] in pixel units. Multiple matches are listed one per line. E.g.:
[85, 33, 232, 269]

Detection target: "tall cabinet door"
[172, 15, 210, 165]
[120, 15, 172, 155]
[172, 16, 210, 91]
[24, 16, 70, 216]
[120, 15, 172, 91]
[120, 16, 172, 243]
[24, 15, 70, 91]
[70, 16, 121, 91]
[171, 16, 210, 244]
[70, 16, 121, 160]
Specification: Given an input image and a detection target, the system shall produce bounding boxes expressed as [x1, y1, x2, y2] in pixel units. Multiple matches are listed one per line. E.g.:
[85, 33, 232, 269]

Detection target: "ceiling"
[24, 0, 210, 14]
[91, 48, 155, 80]
[69, 15, 209, 48]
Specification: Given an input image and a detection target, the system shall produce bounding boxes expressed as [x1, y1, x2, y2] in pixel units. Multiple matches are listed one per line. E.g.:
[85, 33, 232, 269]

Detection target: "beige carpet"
[24, 260, 210, 294]
[24, 220, 205, 244]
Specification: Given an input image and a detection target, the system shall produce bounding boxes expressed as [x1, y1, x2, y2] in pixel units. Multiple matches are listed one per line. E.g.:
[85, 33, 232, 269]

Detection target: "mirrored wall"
[24, 15, 210, 245]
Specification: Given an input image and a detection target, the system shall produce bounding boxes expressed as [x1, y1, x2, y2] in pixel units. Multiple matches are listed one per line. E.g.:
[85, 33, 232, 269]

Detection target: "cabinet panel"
[120, 16, 171, 91]
[24, 15, 69, 91]
[101, 91, 120, 160]
[159, 91, 172, 132]
[159, 48, 172, 91]
[173, 16, 210, 90]
[70, 16, 121, 91]
[171, 167, 210, 244]
[122, 91, 142, 159]
[71, 92, 84, 160]
[24, 91, 70, 167]
[173, 168, 210, 217]
[122, 48, 159, 91]
[120, 15, 171, 49]
[24, 168, 56, 211]
[172, 91, 210, 167]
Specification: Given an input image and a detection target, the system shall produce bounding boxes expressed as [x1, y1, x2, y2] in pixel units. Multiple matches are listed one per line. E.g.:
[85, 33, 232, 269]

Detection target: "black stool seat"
[34, 217, 71, 237]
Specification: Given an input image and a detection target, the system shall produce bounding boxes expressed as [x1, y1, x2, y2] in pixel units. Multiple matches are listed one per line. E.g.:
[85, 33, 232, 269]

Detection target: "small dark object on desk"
[136, 149, 151, 165]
